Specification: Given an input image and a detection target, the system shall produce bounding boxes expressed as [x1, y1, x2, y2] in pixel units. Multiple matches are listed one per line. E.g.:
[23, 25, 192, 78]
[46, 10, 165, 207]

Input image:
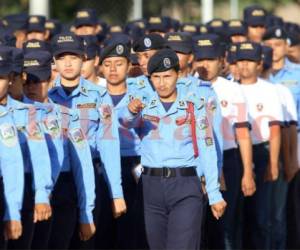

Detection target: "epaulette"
[185, 91, 206, 110]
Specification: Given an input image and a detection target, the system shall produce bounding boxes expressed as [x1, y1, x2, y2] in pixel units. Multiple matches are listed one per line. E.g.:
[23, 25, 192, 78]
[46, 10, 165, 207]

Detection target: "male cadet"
[80, 35, 104, 86]
[262, 25, 300, 249]
[243, 5, 267, 43]
[0, 46, 24, 245]
[192, 34, 255, 249]
[26, 15, 47, 41]
[49, 33, 126, 248]
[0, 45, 53, 249]
[122, 48, 226, 250]
[73, 9, 100, 36]
[129, 33, 166, 94]
[99, 40, 147, 249]
[3, 14, 28, 49]
[261, 43, 300, 250]
[22, 51, 96, 248]
[227, 19, 248, 43]
[235, 42, 283, 249]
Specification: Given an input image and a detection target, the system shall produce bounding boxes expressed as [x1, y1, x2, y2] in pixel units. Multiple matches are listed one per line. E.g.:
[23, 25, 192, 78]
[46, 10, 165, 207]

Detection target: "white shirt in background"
[240, 78, 284, 145]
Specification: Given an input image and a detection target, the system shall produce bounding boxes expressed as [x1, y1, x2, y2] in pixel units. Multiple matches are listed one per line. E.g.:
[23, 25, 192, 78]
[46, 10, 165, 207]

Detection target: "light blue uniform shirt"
[48, 76, 123, 199]
[6, 96, 52, 205]
[0, 105, 24, 221]
[23, 96, 96, 223]
[268, 63, 300, 128]
[177, 76, 224, 173]
[119, 87, 223, 205]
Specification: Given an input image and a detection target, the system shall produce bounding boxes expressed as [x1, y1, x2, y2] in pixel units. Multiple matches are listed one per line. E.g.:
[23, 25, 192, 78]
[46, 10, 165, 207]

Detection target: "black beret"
[100, 42, 130, 64]
[147, 48, 179, 75]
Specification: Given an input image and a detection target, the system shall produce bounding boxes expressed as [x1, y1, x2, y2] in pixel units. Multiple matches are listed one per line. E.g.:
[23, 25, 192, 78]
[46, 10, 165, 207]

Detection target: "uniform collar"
[270, 60, 293, 79]
[148, 88, 190, 114]
[50, 76, 90, 99]
[185, 90, 206, 110]
[22, 95, 35, 104]
[197, 78, 212, 88]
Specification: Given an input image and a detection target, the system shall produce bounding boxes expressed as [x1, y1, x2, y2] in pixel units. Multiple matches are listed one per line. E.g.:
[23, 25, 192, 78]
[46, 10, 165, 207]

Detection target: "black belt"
[253, 141, 269, 149]
[142, 166, 196, 178]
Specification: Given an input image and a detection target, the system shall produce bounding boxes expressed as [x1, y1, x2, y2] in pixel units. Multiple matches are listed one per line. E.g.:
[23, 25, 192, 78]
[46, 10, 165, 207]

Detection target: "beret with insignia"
[147, 48, 179, 75]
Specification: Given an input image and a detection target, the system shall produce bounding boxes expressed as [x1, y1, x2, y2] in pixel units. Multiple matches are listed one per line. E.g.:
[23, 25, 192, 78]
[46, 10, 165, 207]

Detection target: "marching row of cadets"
[0, 3, 299, 250]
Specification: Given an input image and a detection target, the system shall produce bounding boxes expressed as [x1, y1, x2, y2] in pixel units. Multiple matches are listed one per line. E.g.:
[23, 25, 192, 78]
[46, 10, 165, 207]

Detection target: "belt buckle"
[162, 167, 172, 178]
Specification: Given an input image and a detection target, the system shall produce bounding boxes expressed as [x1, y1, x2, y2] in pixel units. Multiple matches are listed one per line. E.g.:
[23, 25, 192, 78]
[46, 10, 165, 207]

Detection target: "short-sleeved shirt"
[240, 78, 284, 144]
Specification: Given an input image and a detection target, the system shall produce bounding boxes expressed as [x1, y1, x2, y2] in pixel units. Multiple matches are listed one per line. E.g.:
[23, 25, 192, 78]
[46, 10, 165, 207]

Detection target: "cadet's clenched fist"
[128, 99, 145, 114]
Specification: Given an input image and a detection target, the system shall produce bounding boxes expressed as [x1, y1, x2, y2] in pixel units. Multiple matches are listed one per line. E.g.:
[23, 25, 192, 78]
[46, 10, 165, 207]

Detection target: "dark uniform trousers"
[31, 172, 78, 249]
[115, 156, 142, 249]
[7, 174, 35, 250]
[243, 142, 272, 250]
[48, 172, 78, 249]
[94, 155, 148, 250]
[142, 169, 203, 250]
[204, 148, 243, 250]
[287, 169, 300, 249]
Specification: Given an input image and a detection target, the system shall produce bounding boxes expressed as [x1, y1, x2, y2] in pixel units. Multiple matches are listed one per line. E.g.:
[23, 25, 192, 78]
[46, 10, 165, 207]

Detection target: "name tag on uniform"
[143, 114, 160, 123]
[76, 103, 96, 109]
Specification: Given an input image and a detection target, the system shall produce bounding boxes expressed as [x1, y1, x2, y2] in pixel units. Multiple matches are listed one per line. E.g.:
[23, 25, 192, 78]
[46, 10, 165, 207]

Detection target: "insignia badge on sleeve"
[0, 124, 17, 147]
[28, 123, 43, 140]
[69, 128, 85, 148]
[207, 98, 217, 113]
[198, 117, 209, 130]
[44, 118, 60, 137]
[99, 104, 112, 123]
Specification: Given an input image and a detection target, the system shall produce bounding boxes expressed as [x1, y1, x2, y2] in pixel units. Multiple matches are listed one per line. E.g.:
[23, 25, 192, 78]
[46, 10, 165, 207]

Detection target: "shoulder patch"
[186, 92, 205, 110]
[44, 117, 60, 136]
[69, 128, 86, 148]
[99, 104, 113, 123]
[0, 123, 18, 147]
[207, 97, 217, 113]
[27, 122, 43, 140]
